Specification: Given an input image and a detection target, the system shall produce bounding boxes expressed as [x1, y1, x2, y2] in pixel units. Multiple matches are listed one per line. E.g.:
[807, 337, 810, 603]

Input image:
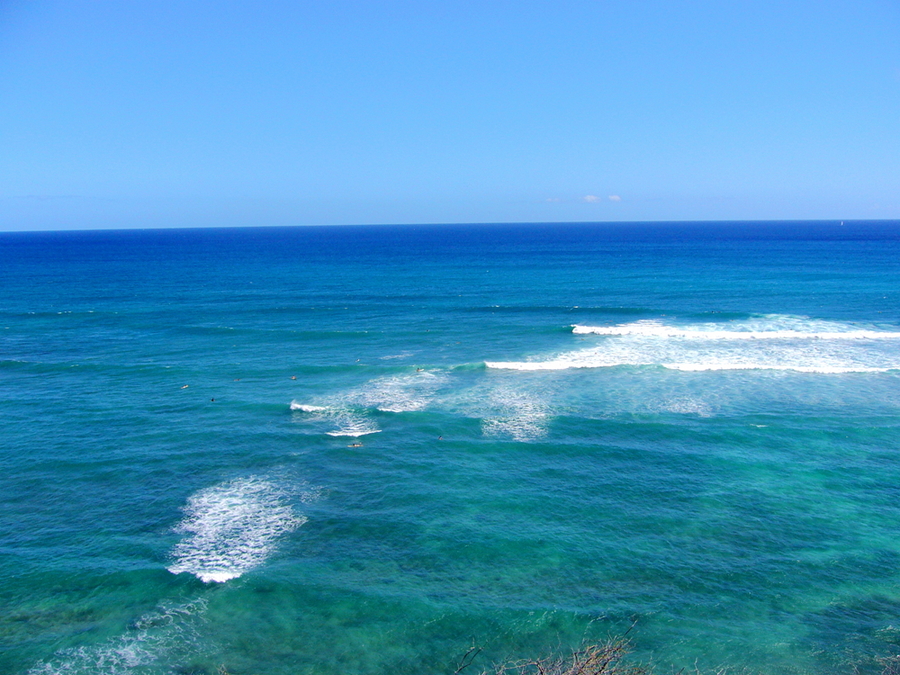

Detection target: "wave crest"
[573, 318, 900, 340]
[489, 316, 900, 373]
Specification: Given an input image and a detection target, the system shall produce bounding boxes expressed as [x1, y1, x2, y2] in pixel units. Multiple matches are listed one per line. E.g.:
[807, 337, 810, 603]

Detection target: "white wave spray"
[27, 598, 208, 675]
[482, 386, 550, 441]
[572, 319, 900, 340]
[352, 371, 446, 413]
[290, 369, 446, 435]
[488, 316, 900, 373]
[291, 401, 381, 436]
[168, 477, 306, 583]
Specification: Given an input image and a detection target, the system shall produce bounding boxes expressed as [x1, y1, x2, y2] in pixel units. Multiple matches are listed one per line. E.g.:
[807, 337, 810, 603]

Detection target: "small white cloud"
[608, 195, 621, 202]
[583, 195, 600, 203]
[545, 197, 561, 202]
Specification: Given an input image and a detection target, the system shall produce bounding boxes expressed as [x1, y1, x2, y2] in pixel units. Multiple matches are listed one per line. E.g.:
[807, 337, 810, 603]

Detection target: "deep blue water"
[3, 221, 900, 674]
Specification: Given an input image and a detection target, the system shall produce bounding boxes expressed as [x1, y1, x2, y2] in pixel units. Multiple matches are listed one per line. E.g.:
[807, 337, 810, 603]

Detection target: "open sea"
[4, 221, 900, 675]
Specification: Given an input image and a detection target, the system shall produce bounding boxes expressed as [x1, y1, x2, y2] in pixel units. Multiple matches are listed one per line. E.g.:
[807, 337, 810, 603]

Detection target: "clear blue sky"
[1, 0, 898, 230]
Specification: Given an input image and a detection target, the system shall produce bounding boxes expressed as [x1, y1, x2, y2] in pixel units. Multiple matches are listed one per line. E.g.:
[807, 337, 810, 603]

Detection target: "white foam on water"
[351, 371, 446, 412]
[486, 358, 598, 371]
[290, 401, 328, 412]
[482, 387, 550, 442]
[325, 424, 382, 437]
[290, 370, 444, 435]
[488, 316, 900, 373]
[325, 413, 380, 436]
[27, 598, 208, 675]
[168, 477, 306, 583]
[660, 396, 714, 416]
[573, 316, 900, 339]
[663, 362, 890, 373]
[291, 401, 381, 436]
[488, 360, 895, 373]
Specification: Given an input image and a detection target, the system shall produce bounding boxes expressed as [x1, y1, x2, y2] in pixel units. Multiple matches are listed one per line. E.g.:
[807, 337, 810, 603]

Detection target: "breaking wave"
[290, 369, 445, 435]
[289, 402, 327, 412]
[572, 318, 900, 340]
[291, 401, 381, 436]
[168, 477, 306, 583]
[324, 416, 382, 437]
[488, 316, 900, 373]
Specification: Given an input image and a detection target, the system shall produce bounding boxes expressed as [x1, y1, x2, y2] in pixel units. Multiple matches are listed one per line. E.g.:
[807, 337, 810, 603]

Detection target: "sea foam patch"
[291, 400, 381, 436]
[290, 370, 444, 436]
[324, 412, 382, 437]
[488, 316, 900, 373]
[572, 317, 900, 340]
[27, 598, 208, 675]
[352, 371, 446, 412]
[482, 386, 550, 441]
[168, 477, 306, 583]
[660, 396, 714, 416]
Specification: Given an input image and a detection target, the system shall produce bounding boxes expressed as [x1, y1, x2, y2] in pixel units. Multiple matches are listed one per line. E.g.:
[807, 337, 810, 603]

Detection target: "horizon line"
[1, 218, 897, 235]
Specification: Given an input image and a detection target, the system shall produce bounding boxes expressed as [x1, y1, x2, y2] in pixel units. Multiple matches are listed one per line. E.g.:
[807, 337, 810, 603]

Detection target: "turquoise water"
[3, 222, 900, 674]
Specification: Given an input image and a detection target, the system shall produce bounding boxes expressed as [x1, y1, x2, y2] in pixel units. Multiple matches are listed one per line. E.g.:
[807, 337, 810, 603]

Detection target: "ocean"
[2, 221, 900, 674]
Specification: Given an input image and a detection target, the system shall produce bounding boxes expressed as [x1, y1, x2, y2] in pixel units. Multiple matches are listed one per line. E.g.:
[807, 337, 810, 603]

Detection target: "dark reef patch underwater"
[3, 221, 900, 674]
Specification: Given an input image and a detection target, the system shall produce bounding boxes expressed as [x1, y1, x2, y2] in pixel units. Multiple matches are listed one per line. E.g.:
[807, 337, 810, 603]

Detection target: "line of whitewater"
[486, 320, 900, 372]
[484, 361, 896, 373]
[572, 325, 900, 339]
